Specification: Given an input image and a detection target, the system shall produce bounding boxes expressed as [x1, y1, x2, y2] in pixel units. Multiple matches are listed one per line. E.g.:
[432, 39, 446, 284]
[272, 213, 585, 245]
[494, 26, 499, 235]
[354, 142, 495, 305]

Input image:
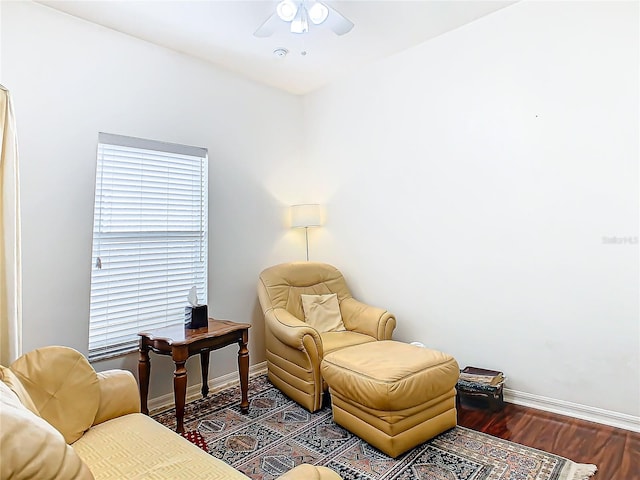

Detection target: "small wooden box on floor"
[321, 341, 459, 458]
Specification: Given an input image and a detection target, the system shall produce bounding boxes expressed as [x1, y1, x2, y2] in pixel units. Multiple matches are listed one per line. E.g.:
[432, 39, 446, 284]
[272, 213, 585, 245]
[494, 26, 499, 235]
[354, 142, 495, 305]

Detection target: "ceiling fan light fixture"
[308, 2, 329, 25]
[276, 0, 298, 22]
[253, 0, 353, 37]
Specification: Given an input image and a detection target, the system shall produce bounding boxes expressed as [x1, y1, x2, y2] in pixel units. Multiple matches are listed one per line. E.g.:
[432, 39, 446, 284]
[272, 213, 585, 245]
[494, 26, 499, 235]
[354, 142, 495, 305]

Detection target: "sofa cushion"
[72, 413, 250, 479]
[301, 293, 345, 332]
[0, 381, 94, 480]
[10, 346, 100, 444]
[0, 364, 39, 415]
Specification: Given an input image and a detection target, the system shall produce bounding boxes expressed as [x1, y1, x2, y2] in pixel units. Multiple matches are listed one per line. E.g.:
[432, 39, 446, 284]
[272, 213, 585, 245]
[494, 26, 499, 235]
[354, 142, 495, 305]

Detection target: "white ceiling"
[37, 0, 515, 95]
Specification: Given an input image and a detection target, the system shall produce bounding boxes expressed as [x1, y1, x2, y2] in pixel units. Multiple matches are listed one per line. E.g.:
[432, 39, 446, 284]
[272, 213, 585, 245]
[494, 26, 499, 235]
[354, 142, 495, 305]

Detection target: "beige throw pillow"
[300, 293, 346, 333]
[0, 381, 95, 480]
[10, 346, 100, 444]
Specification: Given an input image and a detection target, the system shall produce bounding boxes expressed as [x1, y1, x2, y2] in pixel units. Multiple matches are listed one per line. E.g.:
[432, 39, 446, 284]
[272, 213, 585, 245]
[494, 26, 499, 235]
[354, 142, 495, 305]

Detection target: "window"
[88, 133, 208, 361]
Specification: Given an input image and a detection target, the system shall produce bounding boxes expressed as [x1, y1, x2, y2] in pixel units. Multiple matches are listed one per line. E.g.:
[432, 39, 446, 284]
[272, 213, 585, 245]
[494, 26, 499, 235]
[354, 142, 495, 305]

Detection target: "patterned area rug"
[152, 375, 596, 480]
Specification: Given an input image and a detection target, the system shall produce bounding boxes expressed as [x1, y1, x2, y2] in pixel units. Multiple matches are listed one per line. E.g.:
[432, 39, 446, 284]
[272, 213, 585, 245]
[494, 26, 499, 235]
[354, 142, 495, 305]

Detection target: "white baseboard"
[149, 365, 639, 433]
[148, 361, 267, 415]
[504, 388, 640, 433]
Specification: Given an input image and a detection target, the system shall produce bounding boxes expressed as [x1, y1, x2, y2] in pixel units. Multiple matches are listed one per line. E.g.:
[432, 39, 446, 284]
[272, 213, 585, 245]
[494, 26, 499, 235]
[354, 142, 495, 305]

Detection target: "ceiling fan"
[254, 0, 354, 37]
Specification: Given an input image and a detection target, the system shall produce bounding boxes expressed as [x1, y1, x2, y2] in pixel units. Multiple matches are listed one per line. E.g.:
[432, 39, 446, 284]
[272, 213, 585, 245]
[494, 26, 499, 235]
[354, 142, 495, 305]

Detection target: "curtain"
[0, 85, 22, 365]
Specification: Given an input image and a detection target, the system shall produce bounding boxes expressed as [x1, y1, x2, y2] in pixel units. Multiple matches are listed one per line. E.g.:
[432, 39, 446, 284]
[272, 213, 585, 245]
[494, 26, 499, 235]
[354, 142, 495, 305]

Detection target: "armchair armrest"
[340, 297, 396, 340]
[266, 308, 323, 355]
[93, 370, 140, 426]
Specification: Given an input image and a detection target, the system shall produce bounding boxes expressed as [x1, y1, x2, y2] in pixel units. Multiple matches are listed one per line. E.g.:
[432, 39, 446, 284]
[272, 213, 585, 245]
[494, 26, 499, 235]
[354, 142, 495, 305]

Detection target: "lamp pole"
[290, 204, 321, 262]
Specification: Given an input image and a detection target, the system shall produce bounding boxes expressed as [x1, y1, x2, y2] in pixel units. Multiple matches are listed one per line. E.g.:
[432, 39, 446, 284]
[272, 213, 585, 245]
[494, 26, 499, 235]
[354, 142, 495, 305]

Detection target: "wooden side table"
[138, 318, 251, 434]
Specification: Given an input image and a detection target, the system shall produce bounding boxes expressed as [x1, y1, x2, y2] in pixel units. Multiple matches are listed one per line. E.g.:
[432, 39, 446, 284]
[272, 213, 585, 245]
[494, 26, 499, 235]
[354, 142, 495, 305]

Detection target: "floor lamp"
[290, 204, 322, 261]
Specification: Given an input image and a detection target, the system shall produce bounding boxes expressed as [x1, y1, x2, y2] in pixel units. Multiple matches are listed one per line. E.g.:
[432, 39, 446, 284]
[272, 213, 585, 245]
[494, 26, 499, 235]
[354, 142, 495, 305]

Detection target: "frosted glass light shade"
[291, 204, 321, 228]
[308, 2, 329, 24]
[276, 0, 298, 21]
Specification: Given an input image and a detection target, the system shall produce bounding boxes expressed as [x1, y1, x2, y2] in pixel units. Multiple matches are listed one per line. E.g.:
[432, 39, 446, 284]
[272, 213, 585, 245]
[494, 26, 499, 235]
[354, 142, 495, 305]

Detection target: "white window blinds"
[88, 133, 208, 361]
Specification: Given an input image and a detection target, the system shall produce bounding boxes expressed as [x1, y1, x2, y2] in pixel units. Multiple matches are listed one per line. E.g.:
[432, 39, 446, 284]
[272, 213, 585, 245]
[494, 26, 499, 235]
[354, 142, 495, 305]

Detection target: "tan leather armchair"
[258, 262, 396, 412]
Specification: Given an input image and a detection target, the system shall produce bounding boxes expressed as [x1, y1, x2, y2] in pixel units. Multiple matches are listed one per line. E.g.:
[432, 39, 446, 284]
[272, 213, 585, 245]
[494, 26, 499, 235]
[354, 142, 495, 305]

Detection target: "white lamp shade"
[291, 204, 321, 228]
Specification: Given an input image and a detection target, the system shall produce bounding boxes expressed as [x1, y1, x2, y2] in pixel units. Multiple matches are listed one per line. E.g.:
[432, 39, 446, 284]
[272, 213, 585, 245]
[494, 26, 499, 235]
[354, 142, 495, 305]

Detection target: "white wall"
[303, 0, 639, 418]
[0, 1, 305, 399]
[2, 0, 638, 425]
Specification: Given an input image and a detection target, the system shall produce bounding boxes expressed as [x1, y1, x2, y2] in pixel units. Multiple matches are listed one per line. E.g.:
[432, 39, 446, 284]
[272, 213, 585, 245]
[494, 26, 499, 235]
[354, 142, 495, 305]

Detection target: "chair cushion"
[258, 262, 352, 321]
[0, 381, 94, 480]
[320, 331, 375, 355]
[10, 346, 100, 444]
[301, 293, 346, 332]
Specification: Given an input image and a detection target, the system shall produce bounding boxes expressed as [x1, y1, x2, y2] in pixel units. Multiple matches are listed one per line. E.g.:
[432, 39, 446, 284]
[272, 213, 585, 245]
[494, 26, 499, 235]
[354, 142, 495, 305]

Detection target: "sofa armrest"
[340, 297, 396, 340]
[93, 370, 140, 426]
[277, 464, 342, 479]
[267, 308, 323, 354]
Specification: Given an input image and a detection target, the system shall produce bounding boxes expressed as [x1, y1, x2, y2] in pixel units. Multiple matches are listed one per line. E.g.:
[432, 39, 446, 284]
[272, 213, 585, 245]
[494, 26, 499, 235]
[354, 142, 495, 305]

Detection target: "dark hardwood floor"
[457, 399, 640, 480]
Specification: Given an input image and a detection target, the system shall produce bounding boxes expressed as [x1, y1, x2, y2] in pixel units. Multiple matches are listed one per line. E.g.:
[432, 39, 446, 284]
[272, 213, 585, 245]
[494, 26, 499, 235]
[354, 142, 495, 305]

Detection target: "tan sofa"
[0, 346, 342, 480]
[258, 262, 396, 412]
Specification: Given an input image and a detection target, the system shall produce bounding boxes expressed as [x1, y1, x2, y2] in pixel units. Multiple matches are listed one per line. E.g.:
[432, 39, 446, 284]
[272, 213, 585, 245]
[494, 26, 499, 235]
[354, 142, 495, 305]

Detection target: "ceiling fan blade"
[323, 4, 354, 36]
[253, 13, 280, 38]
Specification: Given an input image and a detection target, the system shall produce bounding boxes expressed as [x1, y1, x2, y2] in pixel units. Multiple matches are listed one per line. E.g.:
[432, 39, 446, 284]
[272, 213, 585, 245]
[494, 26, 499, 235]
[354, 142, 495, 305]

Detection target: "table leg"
[172, 348, 188, 434]
[138, 341, 151, 416]
[200, 349, 210, 397]
[238, 329, 250, 413]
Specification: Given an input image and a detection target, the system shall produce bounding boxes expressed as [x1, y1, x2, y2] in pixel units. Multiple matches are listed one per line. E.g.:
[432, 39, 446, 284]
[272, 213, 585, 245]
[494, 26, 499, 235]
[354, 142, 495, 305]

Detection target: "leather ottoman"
[320, 340, 459, 458]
